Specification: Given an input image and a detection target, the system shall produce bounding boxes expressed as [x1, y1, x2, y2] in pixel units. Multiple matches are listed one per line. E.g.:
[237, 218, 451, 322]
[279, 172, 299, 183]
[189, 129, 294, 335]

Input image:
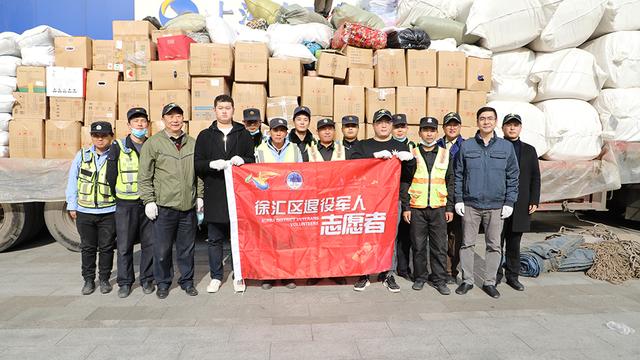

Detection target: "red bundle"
[331, 23, 387, 50]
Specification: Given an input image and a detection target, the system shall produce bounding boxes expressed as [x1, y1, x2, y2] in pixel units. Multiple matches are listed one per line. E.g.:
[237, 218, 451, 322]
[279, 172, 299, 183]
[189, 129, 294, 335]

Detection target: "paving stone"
[0, 346, 95, 360]
[356, 336, 449, 358]
[271, 340, 360, 360]
[228, 324, 312, 342]
[387, 319, 470, 337]
[86, 306, 168, 321]
[179, 342, 270, 360]
[311, 321, 392, 341]
[0, 328, 70, 346]
[58, 327, 152, 346]
[87, 344, 182, 360]
[144, 326, 232, 344]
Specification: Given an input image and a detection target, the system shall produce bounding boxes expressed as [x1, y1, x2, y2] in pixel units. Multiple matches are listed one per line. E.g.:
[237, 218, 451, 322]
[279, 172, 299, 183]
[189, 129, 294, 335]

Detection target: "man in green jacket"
[138, 103, 203, 299]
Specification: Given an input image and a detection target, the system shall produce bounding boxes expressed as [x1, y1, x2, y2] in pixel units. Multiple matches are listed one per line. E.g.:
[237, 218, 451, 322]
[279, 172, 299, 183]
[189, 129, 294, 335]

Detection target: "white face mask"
[393, 135, 407, 142]
[249, 129, 260, 136]
[420, 139, 438, 147]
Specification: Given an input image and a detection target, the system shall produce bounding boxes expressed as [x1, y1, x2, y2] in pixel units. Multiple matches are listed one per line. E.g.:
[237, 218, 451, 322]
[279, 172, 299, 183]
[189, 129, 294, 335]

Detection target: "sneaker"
[353, 275, 370, 291]
[233, 279, 246, 293]
[282, 280, 296, 289]
[412, 279, 425, 291]
[262, 280, 274, 290]
[207, 279, 222, 293]
[81, 280, 95, 295]
[433, 283, 451, 295]
[118, 285, 131, 298]
[383, 275, 400, 293]
[99, 280, 112, 294]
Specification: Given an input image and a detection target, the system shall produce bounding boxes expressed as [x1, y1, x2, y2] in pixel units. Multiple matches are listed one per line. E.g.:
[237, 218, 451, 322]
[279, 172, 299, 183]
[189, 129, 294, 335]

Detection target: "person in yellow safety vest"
[105, 108, 154, 298]
[65, 121, 116, 296]
[255, 118, 302, 289]
[287, 106, 316, 162]
[403, 116, 455, 296]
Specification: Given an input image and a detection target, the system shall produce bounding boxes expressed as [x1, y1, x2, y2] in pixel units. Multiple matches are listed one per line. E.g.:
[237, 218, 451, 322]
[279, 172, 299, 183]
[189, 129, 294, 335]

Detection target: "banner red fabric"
[226, 159, 401, 280]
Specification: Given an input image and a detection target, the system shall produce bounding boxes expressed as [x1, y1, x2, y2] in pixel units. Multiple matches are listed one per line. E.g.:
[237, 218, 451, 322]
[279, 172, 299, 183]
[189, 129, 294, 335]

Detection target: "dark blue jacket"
[454, 131, 520, 209]
[436, 135, 464, 159]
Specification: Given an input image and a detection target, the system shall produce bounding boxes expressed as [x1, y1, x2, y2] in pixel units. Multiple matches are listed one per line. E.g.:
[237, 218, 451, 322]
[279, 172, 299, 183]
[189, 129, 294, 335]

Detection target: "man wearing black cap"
[392, 114, 416, 150]
[405, 117, 455, 295]
[307, 118, 347, 162]
[105, 108, 154, 298]
[194, 94, 255, 294]
[138, 103, 203, 299]
[498, 113, 540, 291]
[341, 115, 360, 152]
[288, 106, 317, 162]
[65, 121, 116, 295]
[242, 107, 264, 148]
[350, 109, 416, 292]
[436, 111, 465, 284]
[255, 118, 302, 289]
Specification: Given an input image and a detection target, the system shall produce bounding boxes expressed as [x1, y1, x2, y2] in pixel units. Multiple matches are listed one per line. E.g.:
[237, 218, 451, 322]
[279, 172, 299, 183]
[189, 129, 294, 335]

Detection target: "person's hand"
[501, 205, 514, 219]
[145, 202, 158, 221]
[529, 204, 538, 214]
[229, 156, 245, 166]
[395, 151, 414, 162]
[373, 150, 392, 159]
[68, 211, 77, 220]
[445, 211, 453, 223]
[455, 203, 465, 217]
[209, 159, 228, 170]
[402, 210, 411, 224]
[196, 198, 204, 212]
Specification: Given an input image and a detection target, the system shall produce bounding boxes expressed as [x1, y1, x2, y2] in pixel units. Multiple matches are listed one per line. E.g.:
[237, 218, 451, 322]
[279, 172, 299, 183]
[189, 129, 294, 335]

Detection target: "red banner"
[225, 159, 400, 280]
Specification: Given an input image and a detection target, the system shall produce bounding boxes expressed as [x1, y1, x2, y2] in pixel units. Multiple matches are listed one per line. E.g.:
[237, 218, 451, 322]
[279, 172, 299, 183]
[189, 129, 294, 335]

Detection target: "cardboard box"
[268, 58, 302, 97]
[158, 35, 195, 61]
[45, 120, 82, 159]
[54, 36, 92, 68]
[346, 68, 374, 87]
[118, 81, 149, 122]
[46, 67, 86, 98]
[234, 42, 269, 83]
[460, 126, 478, 139]
[84, 101, 117, 125]
[427, 88, 458, 122]
[396, 87, 426, 125]
[190, 43, 234, 77]
[16, 66, 46, 93]
[112, 20, 155, 40]
[149, 90, 191, 121]
[406, 125, 425, 145]
[191, 77, 230, 122]
[315, 51, 348, 80]
[49, 97, 84, 121]
[231, 83, 267, 121]
[81, 126, 92, 148]
[374, 49, 406, 88]
[151, 60, 190, 90]
[152, 29, 187, 44]
[301, 76, 333, 116]
[267, 96, 298, 121]
[407, 50, 436, 87]
[92, 40, 124, 71]
[437, 51, 466, 89]
[334, 85, 365, 123]
[115, 120, 129, 140]
[86, 71, 119, 102]
[188, 120, 213, 138]
[9, 119, 45, 158]
[12, 92, 47, 119]
[151, 120, 188, 135]
[366, 88, 396, 123]
[466, 57, 492, 92]
[123, 40, 157, 81]
[457, 90, 487, 124]
[342, 46, 373, 69]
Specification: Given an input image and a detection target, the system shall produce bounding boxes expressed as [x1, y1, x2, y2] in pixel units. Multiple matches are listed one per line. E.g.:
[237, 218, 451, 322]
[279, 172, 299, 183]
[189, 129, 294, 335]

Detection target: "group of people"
[66, 94, 540, 300]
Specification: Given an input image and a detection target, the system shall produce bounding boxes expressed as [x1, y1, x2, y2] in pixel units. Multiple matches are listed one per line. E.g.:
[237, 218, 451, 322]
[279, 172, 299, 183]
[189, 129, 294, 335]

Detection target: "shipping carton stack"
[230, 42, 269, 128]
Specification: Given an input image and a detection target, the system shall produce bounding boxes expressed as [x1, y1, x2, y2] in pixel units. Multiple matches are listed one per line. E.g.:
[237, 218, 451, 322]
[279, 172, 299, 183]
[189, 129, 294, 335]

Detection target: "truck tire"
[0, 202, 44, 252]
[44, 202, 80, 252]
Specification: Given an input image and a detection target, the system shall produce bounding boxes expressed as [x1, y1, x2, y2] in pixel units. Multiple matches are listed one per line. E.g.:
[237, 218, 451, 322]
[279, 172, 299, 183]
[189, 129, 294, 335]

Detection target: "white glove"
[229, 155, 245, 166]
[373, 150, 393, 159]
[209, 159, 228, 171]
[395, 151, 414, 162]
[455, 203, 465, 217]
[145, 202, 158, 221]
[196, 198, 204, 212]
[501, 205, 513, 219]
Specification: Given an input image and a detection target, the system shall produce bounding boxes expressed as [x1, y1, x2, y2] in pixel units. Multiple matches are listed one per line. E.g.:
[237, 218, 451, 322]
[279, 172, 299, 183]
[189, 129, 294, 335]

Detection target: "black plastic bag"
[386, 28, 431, 49]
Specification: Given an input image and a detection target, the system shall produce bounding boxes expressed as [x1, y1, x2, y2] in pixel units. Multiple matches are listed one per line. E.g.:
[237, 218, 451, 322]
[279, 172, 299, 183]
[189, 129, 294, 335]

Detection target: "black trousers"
[499, 218, 523, 281]
[115, 201, 154, 287]
[152, 206, 196, 290]
[396, 220, 412, 275]
[446, 214, 463, 277]
[76, 212, 116, 281]
[207, 222, 232, 280]
[410, 207, 448, 286]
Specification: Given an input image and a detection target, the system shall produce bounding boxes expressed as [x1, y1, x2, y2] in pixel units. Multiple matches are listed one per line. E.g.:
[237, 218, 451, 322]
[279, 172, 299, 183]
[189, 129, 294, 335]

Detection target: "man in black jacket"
[194, 95, 255, 294]
[288, 106, 316, 161]
[498, 113, 541, 291]
[242, 108, 264, 148]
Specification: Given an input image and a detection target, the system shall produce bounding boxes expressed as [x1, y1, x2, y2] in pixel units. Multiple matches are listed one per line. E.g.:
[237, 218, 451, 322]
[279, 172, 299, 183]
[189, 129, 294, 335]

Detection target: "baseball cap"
[443, 112, 462, 125]
[419, 117, 438, 129]
[392, 114, 407, 126]
[90, 121, 113, 135]
[243, 108, 261, 122]
[293, 106, 311, 118]
[372, 109, 392, 123]
[341, 115, 359, 125]
[316, 118, 335, 130]
[269, 118, 288, 130]
[127, 107, 148, 121]
[502, 113, 522, 125]
[162, 103, 183, 117]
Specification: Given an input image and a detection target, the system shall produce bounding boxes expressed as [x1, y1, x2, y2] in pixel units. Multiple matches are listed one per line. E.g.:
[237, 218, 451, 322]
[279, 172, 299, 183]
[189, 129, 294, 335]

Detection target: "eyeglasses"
[478, 117, 496, 121]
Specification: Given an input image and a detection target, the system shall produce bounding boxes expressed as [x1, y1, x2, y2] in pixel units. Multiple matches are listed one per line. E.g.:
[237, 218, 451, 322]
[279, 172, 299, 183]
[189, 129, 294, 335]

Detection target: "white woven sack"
[488, 100, 549, 157]
[581, 31, 640, 88]
[592, 0, 640, 38]
[488, 48, 537, 102]
[591, 88, 640, 141]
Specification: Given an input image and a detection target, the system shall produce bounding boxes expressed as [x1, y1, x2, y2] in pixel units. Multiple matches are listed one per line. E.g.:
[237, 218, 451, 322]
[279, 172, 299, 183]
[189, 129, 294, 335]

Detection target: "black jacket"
[508, 139, 541, 232]
[288, 130, 316, 162]
[194, 121, 255, 223]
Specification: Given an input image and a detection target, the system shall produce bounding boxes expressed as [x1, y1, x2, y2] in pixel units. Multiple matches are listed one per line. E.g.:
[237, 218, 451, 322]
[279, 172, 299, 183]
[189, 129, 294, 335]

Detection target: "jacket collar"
[474, 131, 497, 147]
[288, 130, 314, 145]
[210, 120, 244, 134]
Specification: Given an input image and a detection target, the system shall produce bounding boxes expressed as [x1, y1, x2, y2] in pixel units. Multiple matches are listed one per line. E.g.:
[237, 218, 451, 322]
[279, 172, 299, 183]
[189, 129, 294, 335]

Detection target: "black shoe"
[184, 286, 198, 296]
[118, 285, 131, 298]
[353, 275, 370, 291]
[446, 275, 457, 285]
[433, 283, 451, 295]
[506, 279, 525, 291]
[455, 283, 474, 295]
[412, 279, 425, 291]
[330, 277, 347, 285]
[482, 285, 501, 299]
[306, 278, 321, 286]
[282, 280, 296, 289]
[383, 275, 400, 293]
[99, 280, 112, 294]
[81, 280, 95, 295]
[377, 272, 388, 282]
[142, 281, 155, 295]
[261, 280, 274, 290]
[156, 287, 169, 299]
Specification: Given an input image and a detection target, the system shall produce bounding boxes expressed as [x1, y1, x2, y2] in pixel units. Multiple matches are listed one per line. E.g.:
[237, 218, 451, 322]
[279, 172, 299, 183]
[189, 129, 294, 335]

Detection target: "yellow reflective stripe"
[409, 146, 449, 209]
